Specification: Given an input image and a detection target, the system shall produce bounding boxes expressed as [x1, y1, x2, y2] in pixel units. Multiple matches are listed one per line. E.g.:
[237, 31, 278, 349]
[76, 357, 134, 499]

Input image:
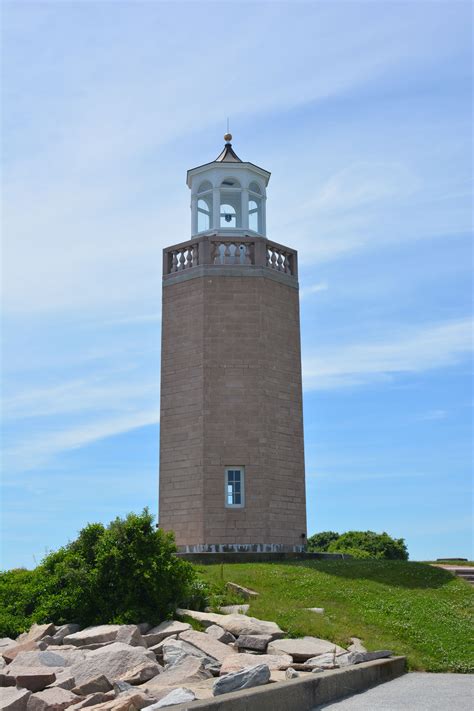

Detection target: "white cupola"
[186, 134, 271, 238]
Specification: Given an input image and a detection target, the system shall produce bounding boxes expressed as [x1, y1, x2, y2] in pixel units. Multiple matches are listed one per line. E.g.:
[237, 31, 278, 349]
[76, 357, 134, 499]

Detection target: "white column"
[191, 195, 198, 235]
[261, 196, 267, 236]
[241, 189, 249, 230]
[212, 187, 220, 229]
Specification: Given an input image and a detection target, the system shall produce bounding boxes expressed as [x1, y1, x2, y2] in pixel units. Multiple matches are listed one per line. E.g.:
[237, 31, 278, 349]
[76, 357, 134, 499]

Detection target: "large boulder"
[267, 637, 346, 662]
[178, 631, 236, 664]
[5, 668, 57, 692]
[26, 688, 78, 711]
[0, 687, 31, 711]
[69, 643, 156, 688]
[0, 639, 17, 650]
[213, 663, 270, 696]
[219, 652, 291, 674]
[225, 583, 259, 600]
[141, 656, 212, 692]
[71, 676, 112, 695]
[147, 688, 196, 709]
[84, 693, 151, 711]
[114, 628, 145, 649]
[142, 622, 191, 648]
[3, 641, 48, 664]
[62, 628, 122, 649]
[204, 626, 235, 645]
[67, 693, 115, 710]
[161, 640, 216, 671]
[235, 634, 271, 652]
[115, 661, 162, 685]
[9, 651, 71, 670]
[18, 626, 56, 646]
[48, 627, 81, 647]
[175, 610, 283, 638]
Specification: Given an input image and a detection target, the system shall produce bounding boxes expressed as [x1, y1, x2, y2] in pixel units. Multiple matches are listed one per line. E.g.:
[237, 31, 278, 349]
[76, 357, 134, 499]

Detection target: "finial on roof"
[224, 132, 232, 143]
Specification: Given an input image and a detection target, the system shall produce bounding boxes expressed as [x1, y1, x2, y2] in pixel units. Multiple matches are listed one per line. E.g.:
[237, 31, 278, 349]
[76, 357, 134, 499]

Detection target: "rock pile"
[0, 614, 392, 710]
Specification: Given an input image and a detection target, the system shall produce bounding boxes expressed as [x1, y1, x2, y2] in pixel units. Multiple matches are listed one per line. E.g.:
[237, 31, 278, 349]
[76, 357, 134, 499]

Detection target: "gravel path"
[313, 672, 474, 710]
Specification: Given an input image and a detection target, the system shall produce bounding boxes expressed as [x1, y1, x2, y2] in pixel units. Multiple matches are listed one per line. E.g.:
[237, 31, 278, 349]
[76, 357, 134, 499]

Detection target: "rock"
[85, 693, 151, 711]
[219, 652, 292, 674]
[136, 625, 151, 636]
[10, 650, 70, 670]
[48, 627, 81, 647]
[178, 631, 236, 664]
[306, 652, 338, 670]
[115, 662, 162, 685]
[0, 659, 5, 670]
[18, 626, 56, 645]
[146, 638, 176, 664]
[63, 628, 123, 649]
[72, 676, 112, 695]
[235, 634, 271, 652]
[147, 688, 196, 709]
[0, 639, 17, 649]
[204, 626, 235, 645]
[0, 687, 31, 711]
[225, 583, 259, 600]
[3, 641, 48, 664]
[6, 668, 57, 693]
[218, 605, 249, 615]
[114, 628, 145, 649]
[70, 644, 156, 688]
[348, 650, 393, 664]
[347, 637, 367, 653]
[305, 608, 324, 614]
[285, 667, 299, 679]
[68, 693, 115, 709]
[27, 688, 78, 711]
[112, 681, 133, 695]
[175, 610, 283, 638]
[48, 673, 76, 691]
[0, 672, 17, 687]
[161, 640, 216, 670]
[213, 663, 270, 696]
[142, 622, 191, 648]
[141, 656, 212, 692]
[267, 637, 346, 662]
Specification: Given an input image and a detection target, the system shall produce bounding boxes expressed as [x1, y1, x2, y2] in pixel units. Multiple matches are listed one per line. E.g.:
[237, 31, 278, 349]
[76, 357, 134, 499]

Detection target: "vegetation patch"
[197, 560, 474, 673]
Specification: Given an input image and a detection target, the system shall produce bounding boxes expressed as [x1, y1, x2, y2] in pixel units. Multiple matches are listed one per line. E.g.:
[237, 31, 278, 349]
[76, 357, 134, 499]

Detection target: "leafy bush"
[307, 530, 409, 560]
[0, 509, 198, 636]
[328, 531, 408, 560]
[306, 531, 340, 552]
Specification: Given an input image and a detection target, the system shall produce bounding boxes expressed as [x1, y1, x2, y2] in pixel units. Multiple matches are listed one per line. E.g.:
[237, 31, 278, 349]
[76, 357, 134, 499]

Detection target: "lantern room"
[187, 134, 271, 238]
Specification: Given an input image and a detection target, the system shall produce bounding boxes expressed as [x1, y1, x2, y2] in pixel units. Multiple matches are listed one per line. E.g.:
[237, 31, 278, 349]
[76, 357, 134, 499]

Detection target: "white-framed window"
[225, 467, 245, 508]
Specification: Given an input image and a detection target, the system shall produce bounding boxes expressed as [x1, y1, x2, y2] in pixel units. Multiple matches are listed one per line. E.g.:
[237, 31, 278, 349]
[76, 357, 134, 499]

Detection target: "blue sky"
[1, 0, 472, 568]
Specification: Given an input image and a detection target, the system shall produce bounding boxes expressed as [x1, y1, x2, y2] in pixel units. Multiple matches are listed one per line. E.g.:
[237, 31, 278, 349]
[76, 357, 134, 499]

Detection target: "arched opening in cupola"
[220, 178, 242, 228]
[197, 181, 213, 232]
[248, 181, 263, 233]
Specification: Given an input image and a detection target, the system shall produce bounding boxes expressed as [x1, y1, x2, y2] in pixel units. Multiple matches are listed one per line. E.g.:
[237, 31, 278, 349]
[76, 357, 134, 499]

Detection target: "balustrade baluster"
[271, 249, 277, 269]
[224, 242, 231, 264]
[186, 247, 193, 269]
[277, 252, 283, 271]
[179, 251, 185, 270]
[171, 251, 178, 273]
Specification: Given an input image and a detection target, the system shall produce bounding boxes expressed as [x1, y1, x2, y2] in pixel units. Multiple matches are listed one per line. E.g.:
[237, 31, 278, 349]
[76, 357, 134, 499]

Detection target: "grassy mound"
[198, 560, 473, 673]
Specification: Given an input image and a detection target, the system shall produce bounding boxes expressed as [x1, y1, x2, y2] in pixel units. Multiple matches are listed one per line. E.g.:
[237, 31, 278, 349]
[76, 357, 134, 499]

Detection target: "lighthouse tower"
[158, 135, 307, 552]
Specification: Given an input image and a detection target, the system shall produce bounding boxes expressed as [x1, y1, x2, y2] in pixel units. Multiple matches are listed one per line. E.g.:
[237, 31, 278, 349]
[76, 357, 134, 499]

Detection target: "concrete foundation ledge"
[170, 656, 407, 711]
[176, 551, 350, 564]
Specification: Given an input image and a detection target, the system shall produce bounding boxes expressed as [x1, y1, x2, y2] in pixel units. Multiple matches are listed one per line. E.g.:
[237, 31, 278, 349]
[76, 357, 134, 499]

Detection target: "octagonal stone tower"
[158, 135, 307, 552]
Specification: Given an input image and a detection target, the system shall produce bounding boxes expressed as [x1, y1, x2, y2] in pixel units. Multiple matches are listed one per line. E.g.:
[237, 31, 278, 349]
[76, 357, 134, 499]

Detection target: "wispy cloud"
[303, 318, 473, 390]
[3, 409, 159, 475]
[300, 282, 329, 299]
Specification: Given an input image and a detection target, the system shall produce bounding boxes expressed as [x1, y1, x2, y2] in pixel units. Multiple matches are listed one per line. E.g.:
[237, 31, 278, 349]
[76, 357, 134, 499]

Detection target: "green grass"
[196, 560, 474, 673]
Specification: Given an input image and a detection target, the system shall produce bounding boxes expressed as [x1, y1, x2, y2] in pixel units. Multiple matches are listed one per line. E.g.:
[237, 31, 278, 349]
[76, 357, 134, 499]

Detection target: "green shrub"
[306, 531, 340, 552]
[328, 531, 408, 560]
[0, 509, 198, 636]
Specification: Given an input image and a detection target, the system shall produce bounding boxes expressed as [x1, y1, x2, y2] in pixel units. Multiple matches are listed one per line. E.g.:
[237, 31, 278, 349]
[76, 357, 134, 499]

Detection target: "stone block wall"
[159, 268, 306, 549]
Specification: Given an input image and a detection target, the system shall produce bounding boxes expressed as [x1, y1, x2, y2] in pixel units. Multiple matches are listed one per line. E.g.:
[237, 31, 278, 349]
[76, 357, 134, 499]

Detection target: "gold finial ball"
[224, 132, 232, 142]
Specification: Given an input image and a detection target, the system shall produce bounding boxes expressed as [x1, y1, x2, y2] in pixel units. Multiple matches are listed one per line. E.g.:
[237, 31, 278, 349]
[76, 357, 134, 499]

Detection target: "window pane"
[234, 492, 241, 504]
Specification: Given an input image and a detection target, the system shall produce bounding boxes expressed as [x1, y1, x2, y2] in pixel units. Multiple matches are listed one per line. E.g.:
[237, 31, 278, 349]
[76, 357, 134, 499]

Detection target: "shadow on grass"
[288, 560, 459, 590]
